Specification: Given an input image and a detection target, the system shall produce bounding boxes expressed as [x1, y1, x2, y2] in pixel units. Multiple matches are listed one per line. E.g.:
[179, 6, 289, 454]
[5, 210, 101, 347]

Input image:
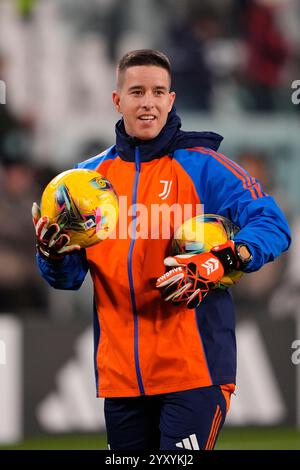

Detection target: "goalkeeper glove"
[32, 202, 81, 260]
[156, 240, 240, 309]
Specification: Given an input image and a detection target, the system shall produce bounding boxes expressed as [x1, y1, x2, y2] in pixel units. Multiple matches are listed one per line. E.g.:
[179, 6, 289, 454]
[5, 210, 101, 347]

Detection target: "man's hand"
[32, 202, 81, 260]
[156, 240, 240, 309]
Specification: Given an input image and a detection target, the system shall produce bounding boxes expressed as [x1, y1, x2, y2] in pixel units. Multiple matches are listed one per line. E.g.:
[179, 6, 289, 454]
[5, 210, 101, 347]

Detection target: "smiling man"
[112, 54, 175, 141]
[33, 49, 291, 451]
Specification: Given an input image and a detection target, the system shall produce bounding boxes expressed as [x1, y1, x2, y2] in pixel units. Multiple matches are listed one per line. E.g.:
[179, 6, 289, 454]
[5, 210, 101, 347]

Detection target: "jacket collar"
[115, 107, 223, 162]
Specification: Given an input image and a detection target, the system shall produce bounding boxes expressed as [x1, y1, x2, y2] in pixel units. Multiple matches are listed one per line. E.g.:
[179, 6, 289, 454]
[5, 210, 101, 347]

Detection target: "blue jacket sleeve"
[201, 153, 291, 272]
[175, 149, 291, 272]
[36, 249, 89, 290]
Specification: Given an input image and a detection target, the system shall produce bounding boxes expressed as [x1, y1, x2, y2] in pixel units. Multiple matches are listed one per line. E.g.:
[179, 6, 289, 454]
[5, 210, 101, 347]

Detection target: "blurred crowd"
[0, 0, 299, 317]
[166, 0, 298, 112]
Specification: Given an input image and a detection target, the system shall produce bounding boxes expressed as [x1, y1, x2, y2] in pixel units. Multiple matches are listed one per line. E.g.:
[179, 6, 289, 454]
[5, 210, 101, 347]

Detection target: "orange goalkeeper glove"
[156, 240, 240, 309]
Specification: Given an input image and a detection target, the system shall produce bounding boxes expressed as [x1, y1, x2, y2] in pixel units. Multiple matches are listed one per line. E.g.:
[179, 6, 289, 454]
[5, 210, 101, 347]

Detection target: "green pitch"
[1, 428, 300, 450]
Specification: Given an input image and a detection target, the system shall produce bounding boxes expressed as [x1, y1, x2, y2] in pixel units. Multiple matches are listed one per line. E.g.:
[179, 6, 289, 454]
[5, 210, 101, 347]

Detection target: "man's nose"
[141, 92, 154, 109]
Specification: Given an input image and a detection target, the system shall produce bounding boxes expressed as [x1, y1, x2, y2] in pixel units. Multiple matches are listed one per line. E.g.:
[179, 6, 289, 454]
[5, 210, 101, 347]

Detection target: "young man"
[33, 50, 291, 450]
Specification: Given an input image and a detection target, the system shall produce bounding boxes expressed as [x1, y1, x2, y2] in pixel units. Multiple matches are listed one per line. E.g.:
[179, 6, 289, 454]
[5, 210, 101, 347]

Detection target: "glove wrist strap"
[212, 246, 239, 273]
[36, 244, 64, 261]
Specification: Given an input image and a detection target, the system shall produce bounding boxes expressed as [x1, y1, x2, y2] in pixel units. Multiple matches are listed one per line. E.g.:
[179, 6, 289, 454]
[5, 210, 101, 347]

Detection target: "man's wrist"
[235, 243, 252, 267]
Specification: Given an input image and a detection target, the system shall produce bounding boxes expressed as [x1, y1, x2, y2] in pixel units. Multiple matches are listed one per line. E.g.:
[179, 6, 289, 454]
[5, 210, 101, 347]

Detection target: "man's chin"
[136, 130, 161, 141]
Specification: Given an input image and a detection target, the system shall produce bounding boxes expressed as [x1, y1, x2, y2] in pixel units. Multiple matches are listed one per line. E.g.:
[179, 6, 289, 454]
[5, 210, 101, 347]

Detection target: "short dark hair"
[116, 49, 172, 89]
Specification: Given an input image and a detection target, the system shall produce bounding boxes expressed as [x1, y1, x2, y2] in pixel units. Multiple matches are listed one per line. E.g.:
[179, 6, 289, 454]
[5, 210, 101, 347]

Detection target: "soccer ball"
[172, 214, 243, 288]
[40, 168, 119, 248]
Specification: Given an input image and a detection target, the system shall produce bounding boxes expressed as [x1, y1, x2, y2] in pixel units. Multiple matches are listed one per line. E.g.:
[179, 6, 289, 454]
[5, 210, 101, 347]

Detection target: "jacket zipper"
[127, 146, 145, 395]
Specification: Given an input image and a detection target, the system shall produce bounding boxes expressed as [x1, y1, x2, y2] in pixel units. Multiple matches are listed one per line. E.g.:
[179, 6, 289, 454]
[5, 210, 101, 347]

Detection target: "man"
[33, 49, 291, 450]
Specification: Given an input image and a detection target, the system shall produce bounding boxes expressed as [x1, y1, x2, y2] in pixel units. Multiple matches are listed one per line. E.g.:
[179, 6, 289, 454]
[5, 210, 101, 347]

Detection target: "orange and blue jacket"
[37, 108, 291, 398]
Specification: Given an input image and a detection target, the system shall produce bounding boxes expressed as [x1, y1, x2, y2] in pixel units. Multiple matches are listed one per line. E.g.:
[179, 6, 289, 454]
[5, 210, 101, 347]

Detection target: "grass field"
[1, 428, 300, 450]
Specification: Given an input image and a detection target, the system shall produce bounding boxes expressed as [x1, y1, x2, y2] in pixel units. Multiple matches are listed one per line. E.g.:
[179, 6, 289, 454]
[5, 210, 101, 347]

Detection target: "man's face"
[112, 65, 176, 141]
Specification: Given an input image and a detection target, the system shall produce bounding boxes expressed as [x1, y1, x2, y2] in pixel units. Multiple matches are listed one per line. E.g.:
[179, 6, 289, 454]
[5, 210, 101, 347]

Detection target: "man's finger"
[52, 233, 70, 251]
[47, 224, 62, 247]
[57, 243, 81, 254]
[32, 202, 41, 226]
[156, 267, 185, 289]
[165, 282, 191, 302]
[36, 216, 50, 240]
[164, 254, 197, 267]
[186, 289, 201, 308]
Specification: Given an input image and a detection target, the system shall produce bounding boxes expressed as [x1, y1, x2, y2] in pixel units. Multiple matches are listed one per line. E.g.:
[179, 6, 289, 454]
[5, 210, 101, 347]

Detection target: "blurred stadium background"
[0, 0, 300, 450]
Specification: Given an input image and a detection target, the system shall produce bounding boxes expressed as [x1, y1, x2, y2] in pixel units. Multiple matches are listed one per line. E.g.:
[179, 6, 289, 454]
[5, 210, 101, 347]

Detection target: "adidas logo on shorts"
[175, 433, 200, 450]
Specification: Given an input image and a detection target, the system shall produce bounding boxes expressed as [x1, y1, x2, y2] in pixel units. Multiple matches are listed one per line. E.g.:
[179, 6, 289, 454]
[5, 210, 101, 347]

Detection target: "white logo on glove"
[201, 258, 219, 275]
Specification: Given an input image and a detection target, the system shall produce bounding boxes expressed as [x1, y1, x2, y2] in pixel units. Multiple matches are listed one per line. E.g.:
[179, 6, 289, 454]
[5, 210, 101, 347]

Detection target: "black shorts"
[104, 385, 228, 451]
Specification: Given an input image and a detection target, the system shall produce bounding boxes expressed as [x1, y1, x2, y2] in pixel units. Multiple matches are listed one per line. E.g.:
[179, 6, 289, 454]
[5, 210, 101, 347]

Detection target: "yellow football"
[40, 168, 118, 248]
[172, 214, 243, 289]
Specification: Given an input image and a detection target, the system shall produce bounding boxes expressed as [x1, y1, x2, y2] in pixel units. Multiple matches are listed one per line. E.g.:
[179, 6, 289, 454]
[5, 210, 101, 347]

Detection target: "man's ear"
[168, 91, 176, 112]
[112, 90, 121, 113]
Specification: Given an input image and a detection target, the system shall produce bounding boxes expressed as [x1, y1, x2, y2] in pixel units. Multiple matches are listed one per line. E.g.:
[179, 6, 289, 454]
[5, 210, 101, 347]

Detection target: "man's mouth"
[138, 115, 156, 121]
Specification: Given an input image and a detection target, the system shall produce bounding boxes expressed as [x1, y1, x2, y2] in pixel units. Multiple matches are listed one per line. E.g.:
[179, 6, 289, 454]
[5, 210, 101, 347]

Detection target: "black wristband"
[212, 246, 239, 273]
